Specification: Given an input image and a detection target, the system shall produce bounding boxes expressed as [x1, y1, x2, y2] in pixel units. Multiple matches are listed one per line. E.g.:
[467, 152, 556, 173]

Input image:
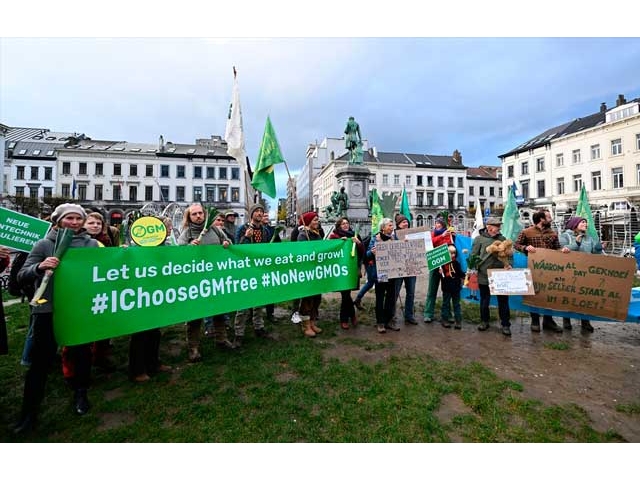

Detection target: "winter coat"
[235, 222, 271, 244]
[177, 221, 231, 246]
[366, 231, 397, 281]
[440, 259, 465, 293]
[470, 228, 513, 286]
[559, 229, 601, 255]
[18, 228, 98, 314]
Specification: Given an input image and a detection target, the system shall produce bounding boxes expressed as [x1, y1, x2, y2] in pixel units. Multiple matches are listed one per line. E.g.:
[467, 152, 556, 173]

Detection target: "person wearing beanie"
[424, 217, 456, 324]
[394, 214, 417, 326]
[222, 210, 239, 241]
[13, 203, 98, 434]
[559, 216, 600, 333]
[296, 212, 325, 337]
[233, 204, 273, 347]
[515, 208, 570, 333]
[367, 217, 399, 333]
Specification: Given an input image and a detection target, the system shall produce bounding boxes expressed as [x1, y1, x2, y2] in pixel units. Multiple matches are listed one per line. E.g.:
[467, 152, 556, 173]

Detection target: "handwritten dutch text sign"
[523, 249, 635, 321]
[375, 238, 426, 280]
[395, 226, 433, 251]
[487, 268, 534, 295]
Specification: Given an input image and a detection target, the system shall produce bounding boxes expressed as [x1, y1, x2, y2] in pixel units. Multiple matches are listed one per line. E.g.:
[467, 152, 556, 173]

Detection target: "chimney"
[452, 149, 462, 163]
[600, 102, 607, 113]
[159, 135, 165, 152]
[616, 94, 627, 107]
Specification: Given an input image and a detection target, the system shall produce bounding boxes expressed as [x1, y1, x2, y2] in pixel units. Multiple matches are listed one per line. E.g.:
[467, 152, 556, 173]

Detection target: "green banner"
[0, 207, 51, 252]
[53, 240, 356, 345]
[426, 244, 452, 271]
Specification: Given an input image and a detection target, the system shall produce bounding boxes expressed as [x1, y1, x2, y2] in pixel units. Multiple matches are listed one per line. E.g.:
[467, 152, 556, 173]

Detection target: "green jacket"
[470, 229, 513, 286]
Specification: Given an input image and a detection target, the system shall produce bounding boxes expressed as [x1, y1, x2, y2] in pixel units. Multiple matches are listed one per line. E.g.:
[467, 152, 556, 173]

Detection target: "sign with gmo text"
[426, 244, 451, 271]
[130, 216, 167, 247]
[0, 207, 51, 252]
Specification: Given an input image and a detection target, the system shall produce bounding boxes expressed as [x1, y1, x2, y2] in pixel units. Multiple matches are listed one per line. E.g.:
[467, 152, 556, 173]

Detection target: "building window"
[427, 192, 434, 206]
[427, 176, 433, 187]
[479, 186, 485, 196]
[573, 174, 583, 192]
[417, 175, 423, 187]
[611, 138, 622, 156]
[95, 163, 103, 176]
[206, 167, 215, 179]
[78, 185, 87, 200]
[130, 164, 137, 177]
[145, 186, 153, 201]
[219, 186, 228, 202]
[507, 165, 514, 178]
[113, 184, 122, 201]
[160, 165, 169, 178]
[499, 187, 503, 197]
[572, 149, 581, 164]
[79, 163, 87, 175]
[62, 162, 71, 175]
[146, 165, 153, 177]
[457, 177, 463, 188]
[114, 163, 122, 176]
[43, 187, 52, 199]
[30, 166, 38, 180]
[129, 186, 137, 202]
[160, 186, 170, 202]
[591, 171, 602, 191]
[637, 133, 640, 151]
[177, 165, 185, 178]
[206, 185, 215, 202]
[231, 188, 239, 202]
[231, 167, 240, 180]
[489, 187, 495, 196]
[29, 186, 38, 199]
[637, 165, 640, 185]
[193, 186, 202, 202]
[393, 174, 400, 186]
[382, 174, 388, 186]
[556, 153, 564, 167]
[537, 180, 545, 198]
[469, 186, 474, 196]
[437, 176, 444, 188]
[194, 166, 202, 179]
[590, 144, 600, 160]
[536, 157, 545, 172]
[405, 175, 411, 186]
[437, 193, 444, 205]
[176, 186, 185, 202]
[15, 186, 24, 197]
[95, 185, 103, 201]
[44, 167, 52, 180]
[612, 167, 624, 188]
[219, 167, 227, 180]
[521, 161, 529, 175]
[61, 184, 70, 197]
[445, 177, 452, 188]
[521, 181, 529, 200]
[557, 177, 565, 195]
[416, 192, 424, 206]
[457, 193, 464, 206]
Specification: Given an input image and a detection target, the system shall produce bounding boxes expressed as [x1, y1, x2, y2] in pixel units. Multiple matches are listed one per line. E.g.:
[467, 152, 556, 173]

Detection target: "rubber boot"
[310, 319, 322, 334]
[302, 319, 316, 338]
[213, 318, 234, 350]
[581, 320, 594, 333]
[563, 318, 572, 330]
[186, 321, 202, 362]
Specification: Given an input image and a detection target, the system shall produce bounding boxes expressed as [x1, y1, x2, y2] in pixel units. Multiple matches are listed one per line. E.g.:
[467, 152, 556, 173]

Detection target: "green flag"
[400, 187, 412, 223]
[575, 184, 599, 242]
[501, 184, 522, 242]
[251, 116, 285, 198]
[370, 188, 384, 234]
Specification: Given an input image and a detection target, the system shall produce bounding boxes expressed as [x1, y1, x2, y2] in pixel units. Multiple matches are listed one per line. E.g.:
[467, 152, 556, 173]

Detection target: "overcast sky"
[2, 7, 640, 205]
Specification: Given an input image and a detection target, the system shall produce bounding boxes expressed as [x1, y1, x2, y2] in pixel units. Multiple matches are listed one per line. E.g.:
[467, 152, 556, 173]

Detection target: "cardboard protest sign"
[523, 249, 635, 321]
[375, 238, 426, 281]
[395, 226, 433, 251]
[488, 268, 534, 295]
[0, 207, 51, 252]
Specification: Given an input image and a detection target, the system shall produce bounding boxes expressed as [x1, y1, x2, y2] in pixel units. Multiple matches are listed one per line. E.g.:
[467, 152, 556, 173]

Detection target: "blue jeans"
[424, 269, 442, 318]
[441, 289, 462, 322]
[395, 276, 416, 321]
[355, 263, 376, 301]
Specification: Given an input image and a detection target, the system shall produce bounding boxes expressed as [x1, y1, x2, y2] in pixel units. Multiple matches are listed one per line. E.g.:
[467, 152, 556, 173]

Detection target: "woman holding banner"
[297, 212, 325, 337]
[559, 217, 598, 333]
[13, 203, 99, 435]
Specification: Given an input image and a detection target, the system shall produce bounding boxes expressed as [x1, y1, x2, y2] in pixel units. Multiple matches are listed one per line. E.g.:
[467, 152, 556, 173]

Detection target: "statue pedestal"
[336, 164, 371, 227]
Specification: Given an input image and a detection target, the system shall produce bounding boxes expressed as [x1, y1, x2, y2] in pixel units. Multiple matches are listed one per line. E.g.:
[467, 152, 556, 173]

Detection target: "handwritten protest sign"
[395, 226, 433, 251]
[0, 207, 51, 252]
[375, 238, 426, 281]
[523, 249, 635, 321]
[488, 268, 534, 295]
[426, 244, 451, 272]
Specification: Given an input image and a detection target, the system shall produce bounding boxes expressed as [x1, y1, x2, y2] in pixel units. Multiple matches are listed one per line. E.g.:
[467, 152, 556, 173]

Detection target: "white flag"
[471, 198, 484, 239]
[224, 73, 246, 162]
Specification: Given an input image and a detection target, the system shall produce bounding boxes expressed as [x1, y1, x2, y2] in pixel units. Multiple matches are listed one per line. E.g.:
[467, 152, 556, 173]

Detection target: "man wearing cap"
[515, 209, 569, 333]
[233, 204, 273, 347]
[471, 216, 513, 335]
[13, 203, 99, 434]
[423, 217, 456, 323]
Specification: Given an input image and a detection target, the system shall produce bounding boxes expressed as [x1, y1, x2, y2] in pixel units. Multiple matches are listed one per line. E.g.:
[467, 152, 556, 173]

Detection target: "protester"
[393, 214, 417, 325]
[559, 216, 599, 333]
[0, 246, 10, 355]
[233, 204, 272, 347]
[328, 216, 364, 329]
[353, 232, 375, 311]
[368, 218, 399, 333]
[515, 209, 569, 333]
[222, 210, 239, 245]
[13, 203, 99, 434]
[262, 212, 279, 323]
[471, 217, 514, 336]
[297, 212, 325, 337]
[439, 245, 465, 329]
[424, 217, 456, 323]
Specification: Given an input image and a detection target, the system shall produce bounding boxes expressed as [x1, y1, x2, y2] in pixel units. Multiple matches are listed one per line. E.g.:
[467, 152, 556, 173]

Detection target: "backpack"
[8, 251, 34, 299]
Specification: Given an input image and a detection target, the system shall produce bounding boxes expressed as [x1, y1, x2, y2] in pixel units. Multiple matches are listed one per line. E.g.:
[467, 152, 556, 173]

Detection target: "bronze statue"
[344, 116, 363, 164]
[336, 187, 348, 216]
